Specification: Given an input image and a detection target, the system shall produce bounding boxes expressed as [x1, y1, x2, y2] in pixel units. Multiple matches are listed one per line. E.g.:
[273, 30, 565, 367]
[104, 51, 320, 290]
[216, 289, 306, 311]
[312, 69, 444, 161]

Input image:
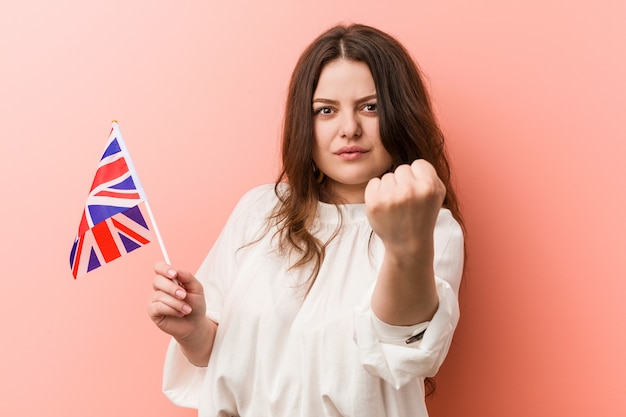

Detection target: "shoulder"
[436, 208, 462, 233]
[230, 183, 284, 219]
[435, 208, 464, 249]
[434, 208, 465, 292]
[237, 183, 283, 206]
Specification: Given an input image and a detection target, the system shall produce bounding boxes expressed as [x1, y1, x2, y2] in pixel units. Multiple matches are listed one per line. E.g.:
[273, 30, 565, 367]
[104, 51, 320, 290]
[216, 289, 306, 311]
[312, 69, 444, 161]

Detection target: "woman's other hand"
[148, 262, 207, 341]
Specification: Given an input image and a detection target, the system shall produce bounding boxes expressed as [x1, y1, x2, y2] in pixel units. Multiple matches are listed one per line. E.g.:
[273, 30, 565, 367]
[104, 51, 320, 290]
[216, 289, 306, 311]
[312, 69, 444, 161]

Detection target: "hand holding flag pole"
[70, 121, 170, 278]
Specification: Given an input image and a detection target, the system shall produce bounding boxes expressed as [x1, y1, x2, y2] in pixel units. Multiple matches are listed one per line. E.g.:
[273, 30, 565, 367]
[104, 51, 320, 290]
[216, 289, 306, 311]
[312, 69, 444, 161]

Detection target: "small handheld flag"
[69, 121, 169, 278]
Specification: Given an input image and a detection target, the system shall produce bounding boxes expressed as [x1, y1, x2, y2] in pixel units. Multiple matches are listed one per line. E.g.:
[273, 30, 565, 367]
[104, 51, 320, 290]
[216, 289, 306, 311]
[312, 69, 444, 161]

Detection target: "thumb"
[170, 268, 203, 294]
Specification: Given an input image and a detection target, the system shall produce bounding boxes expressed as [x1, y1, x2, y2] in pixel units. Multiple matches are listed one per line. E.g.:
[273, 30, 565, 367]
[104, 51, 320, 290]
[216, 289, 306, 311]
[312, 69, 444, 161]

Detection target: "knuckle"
[394, 164, 410, 174]
[380, 171, 395, 182]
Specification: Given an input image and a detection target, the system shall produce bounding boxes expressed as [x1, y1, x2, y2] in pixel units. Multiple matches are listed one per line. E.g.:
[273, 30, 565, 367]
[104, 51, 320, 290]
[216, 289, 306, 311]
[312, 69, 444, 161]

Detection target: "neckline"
[316, 200, 368, 225]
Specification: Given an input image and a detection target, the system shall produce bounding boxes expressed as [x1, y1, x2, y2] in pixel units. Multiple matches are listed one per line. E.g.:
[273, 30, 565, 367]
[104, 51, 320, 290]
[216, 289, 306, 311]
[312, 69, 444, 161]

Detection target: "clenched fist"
[364, 159, 445, 258]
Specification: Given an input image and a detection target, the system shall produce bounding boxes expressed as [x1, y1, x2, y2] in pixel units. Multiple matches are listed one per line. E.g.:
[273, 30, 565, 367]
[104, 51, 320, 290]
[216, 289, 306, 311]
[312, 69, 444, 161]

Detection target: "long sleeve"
[353, 209, 464, 388]
[161, 185, 275, 408]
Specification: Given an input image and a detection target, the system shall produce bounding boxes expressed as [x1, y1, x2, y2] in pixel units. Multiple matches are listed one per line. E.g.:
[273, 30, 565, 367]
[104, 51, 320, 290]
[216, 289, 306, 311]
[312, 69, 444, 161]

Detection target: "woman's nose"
[339, 112, 362, 139]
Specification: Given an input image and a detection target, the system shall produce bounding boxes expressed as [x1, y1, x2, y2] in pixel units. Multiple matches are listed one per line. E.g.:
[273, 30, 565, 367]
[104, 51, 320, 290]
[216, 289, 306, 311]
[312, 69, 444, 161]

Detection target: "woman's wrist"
[178, 316, 217, 367]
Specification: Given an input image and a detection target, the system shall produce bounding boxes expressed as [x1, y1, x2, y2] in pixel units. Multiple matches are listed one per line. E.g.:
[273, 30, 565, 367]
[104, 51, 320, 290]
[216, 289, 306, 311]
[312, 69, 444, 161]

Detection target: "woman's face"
[312, 59, 392, 204]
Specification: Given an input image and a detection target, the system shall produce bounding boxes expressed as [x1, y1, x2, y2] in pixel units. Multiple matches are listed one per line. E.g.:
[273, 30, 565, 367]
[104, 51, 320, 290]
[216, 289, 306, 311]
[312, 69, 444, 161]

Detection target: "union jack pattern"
[70, 122, 152, 278]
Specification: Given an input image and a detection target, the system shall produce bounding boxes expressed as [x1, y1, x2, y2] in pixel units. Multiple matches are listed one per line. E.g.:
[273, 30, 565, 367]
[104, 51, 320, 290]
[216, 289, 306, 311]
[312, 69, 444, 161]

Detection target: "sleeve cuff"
[370, 313, 429, 346]
[353, 277, 459, 388]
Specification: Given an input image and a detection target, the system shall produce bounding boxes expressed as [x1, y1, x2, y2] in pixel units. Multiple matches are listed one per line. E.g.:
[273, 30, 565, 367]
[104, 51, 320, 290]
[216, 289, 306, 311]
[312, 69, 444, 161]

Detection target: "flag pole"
[111, 120, 171, 265]
[141, 199, 171, 265]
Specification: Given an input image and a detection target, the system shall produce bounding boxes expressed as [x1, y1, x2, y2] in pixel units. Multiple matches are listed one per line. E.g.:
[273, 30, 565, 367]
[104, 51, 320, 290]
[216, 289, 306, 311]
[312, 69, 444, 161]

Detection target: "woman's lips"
[335, 146, 368, 160]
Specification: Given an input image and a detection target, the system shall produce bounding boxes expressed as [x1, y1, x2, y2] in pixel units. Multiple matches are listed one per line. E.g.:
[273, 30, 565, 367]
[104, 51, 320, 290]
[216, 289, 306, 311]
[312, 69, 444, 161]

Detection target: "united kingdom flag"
[70, 122, 153, 278]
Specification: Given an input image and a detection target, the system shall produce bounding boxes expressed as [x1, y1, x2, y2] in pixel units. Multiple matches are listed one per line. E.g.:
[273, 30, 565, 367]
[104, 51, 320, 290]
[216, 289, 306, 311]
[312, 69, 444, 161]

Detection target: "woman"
[148, 23, 465, 417]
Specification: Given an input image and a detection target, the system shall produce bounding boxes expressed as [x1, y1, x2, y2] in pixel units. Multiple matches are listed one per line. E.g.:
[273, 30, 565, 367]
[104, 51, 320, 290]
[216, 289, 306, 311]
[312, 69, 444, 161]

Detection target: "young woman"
[148, 23, 465, 417]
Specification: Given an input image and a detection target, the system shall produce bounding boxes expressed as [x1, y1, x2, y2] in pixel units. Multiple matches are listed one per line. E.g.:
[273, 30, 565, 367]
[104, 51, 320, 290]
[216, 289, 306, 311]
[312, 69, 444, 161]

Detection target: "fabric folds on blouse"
[163, 184, 464, 417]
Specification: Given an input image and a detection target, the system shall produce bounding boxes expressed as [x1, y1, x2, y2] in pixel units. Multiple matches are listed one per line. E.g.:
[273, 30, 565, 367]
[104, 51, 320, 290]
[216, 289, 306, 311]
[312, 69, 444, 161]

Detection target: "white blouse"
[162, 184, 464, 417]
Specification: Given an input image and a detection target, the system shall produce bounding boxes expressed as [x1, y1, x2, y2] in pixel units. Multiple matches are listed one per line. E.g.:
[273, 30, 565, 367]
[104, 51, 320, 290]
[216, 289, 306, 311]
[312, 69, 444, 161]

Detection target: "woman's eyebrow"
[312, 94, 377, 104]
[356, 94, 377, 103]
[312, 98, 338, 105]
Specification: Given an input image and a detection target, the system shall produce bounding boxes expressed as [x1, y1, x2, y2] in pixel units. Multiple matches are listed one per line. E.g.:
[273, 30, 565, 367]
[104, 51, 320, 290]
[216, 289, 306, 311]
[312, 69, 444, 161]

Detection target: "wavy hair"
[271, 23, 464, 398]
[271, 23, 464, 292]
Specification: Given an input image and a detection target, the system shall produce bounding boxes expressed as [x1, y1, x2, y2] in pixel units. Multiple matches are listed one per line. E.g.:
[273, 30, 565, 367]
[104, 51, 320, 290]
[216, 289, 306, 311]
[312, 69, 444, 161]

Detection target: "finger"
[171, 269, 204, 294]
[392, 164, 417, 187]
[148, 299, 184, 319]
[410, 159, 436, 179]
[364, 177, 381, 204]
[366, 172, 399, 209]
[377, 171, 397, 194]
[153, 262, 202, 293]
[153, 275, 187, 300]
[149, 291, 192, 317]
[410, 159, 447, 200]
[154, 261, 180, 282]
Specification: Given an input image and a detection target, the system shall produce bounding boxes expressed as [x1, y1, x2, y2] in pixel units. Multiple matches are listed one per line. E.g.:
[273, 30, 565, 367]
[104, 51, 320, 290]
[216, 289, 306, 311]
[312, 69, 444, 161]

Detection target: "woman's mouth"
[335, 146, 368, 160]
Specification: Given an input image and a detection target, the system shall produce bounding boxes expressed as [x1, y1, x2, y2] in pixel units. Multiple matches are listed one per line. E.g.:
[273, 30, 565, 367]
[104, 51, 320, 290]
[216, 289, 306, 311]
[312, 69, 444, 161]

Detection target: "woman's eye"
[314, 107, 333, 115]
[362, 103, 377, 112]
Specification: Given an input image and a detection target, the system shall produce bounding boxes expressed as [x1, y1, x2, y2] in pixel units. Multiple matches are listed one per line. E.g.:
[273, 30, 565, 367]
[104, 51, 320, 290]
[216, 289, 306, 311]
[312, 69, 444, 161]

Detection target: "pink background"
[1, 1, 625, 416]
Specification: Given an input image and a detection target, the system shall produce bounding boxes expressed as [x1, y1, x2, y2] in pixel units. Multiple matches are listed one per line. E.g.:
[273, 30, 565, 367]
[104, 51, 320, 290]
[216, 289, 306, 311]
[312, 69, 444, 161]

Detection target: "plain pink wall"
[1, 1, 625, 416]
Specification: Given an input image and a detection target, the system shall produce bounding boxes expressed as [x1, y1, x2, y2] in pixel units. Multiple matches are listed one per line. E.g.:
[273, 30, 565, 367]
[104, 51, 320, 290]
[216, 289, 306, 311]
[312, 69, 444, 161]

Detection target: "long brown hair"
[271, 23, 463, 398]
[271, 23, 464, 290]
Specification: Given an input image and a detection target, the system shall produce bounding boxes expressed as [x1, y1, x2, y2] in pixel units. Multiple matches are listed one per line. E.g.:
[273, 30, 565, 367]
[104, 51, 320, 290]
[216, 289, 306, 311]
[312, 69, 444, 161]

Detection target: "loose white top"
[163, 184, 464, 417]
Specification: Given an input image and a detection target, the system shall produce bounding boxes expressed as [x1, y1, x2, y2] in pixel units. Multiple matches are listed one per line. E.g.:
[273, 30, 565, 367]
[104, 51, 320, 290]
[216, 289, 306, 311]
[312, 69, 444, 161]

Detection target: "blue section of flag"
[119, 233, 141, 252]
[121, 205, 149, 229]
[110, 175, 137, 190]
[101, 138, 122, 160]
[88, 248, 101, 272]
[70, 239, 78, 266]
[88, 205, 129, 226]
